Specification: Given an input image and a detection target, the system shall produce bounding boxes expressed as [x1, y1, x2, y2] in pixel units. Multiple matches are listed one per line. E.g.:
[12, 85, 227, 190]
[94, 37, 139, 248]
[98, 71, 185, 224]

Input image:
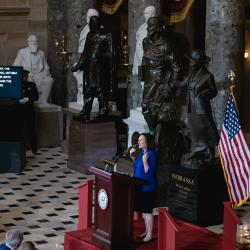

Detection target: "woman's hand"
[143, 152, 149, 173]
[130, 148, 136, 162]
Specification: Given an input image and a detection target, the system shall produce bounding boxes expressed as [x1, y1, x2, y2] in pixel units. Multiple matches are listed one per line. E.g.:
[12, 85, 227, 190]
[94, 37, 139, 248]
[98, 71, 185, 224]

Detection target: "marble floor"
[0, 147, 93, 250]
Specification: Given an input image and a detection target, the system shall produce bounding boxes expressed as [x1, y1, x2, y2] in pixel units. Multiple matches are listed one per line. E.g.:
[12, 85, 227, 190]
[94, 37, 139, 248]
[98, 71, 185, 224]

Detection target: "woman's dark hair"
[131, 132, 140, 145]
[140, 133, 156, 150]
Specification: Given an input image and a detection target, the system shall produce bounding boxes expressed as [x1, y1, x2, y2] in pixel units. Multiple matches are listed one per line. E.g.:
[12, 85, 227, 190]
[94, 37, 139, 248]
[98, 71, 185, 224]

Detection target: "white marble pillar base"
[123, 107, 149, 147]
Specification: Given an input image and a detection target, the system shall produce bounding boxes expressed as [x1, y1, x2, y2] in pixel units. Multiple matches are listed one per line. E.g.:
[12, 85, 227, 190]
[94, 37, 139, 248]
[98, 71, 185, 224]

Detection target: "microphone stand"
[103, 144, 138, 173]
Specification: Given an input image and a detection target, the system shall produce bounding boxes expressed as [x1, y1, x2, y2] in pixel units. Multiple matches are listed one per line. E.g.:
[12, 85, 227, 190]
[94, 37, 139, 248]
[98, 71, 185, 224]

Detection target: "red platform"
[68, 179, 242, 250]
[64, 218, 158, 250]
[64, 216, 227, 250]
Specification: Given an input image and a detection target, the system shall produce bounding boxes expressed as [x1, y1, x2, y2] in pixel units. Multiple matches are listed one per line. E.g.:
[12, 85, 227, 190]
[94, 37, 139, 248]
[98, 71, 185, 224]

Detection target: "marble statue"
[73, 8, 99, 106]
[72, 16, 114, 121]
[132, 6, 156, 78]
[13, 35, 53, 106]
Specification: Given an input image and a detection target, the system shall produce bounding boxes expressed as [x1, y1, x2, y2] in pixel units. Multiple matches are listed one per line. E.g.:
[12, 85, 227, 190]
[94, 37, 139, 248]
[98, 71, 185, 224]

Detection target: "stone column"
[127, 0, 161, 111]
[66, 0, 95, 103]
[47, 1, 67, 106]
[206, 0, 244, 130]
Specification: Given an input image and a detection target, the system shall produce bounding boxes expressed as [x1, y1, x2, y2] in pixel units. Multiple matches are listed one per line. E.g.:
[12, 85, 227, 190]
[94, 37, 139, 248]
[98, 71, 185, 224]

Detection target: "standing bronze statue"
[139, 17, 182, 163]
[183, 50, 219, 162]
[72, 16, 114, 121]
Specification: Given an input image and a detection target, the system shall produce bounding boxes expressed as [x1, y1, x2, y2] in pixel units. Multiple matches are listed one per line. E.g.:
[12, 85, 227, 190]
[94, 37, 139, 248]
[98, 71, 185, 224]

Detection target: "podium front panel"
[90, 167, 137, 250]
[93, 173, 113, 246]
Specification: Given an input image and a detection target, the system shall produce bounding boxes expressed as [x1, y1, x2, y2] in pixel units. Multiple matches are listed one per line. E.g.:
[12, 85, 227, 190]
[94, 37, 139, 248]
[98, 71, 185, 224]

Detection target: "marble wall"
[206, 0, 244, 130]
[244, 27, 250, 132]
[47, 0, 95, 106]
[0, 0, 47, 66]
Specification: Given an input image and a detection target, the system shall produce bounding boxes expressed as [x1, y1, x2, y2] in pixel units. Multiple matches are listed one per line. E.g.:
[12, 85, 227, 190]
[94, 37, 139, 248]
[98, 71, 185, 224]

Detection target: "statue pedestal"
[68, 102, 83, 111]
[35, 104, 63, 148]
[167, 163, 229, 226]
[0, 102, 26, 173]
[68, 120, 117, 174]
[123, 108, 149, 147]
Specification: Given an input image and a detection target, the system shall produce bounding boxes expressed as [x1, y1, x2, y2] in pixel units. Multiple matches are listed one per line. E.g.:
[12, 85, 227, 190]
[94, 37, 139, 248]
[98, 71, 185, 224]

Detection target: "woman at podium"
[130, 133, 157, 243]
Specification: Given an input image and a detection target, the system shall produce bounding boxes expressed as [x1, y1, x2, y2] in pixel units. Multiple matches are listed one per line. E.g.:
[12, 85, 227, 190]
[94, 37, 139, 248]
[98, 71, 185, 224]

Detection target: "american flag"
[218, 93, 250, 207]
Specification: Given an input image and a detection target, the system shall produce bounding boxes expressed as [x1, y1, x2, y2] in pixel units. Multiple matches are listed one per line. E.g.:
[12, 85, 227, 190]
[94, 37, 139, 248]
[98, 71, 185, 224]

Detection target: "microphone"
[132, 143, 139, 148]
[112, 152, 123, 163]
[124, 144, 139, 156]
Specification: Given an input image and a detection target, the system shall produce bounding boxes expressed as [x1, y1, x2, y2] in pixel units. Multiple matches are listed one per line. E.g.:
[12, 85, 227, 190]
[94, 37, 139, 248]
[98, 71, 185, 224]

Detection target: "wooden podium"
[89, 166, 145, 250]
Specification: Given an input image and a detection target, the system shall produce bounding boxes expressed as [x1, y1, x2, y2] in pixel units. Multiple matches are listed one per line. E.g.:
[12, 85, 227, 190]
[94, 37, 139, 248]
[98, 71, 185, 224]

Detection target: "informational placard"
[0, 66, 23, 99]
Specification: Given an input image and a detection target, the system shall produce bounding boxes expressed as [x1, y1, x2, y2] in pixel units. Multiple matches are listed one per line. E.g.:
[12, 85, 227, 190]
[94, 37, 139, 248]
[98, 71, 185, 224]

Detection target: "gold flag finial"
[227, 70, 239, 112]
[227, 70, 236, 85]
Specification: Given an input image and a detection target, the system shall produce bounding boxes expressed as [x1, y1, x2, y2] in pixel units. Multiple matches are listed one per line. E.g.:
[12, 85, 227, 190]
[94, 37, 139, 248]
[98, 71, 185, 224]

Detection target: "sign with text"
[0, 66, 23, 99]
[167, 163, 228, 226]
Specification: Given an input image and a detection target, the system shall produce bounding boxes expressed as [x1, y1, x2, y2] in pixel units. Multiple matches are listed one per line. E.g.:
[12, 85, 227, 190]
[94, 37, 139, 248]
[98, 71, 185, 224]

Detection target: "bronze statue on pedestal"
[72, 16, 114, 121]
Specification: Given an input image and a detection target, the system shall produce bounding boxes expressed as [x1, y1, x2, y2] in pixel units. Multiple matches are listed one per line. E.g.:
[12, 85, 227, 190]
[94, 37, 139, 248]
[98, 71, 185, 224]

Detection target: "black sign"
[0, 66, 23, 99]
[167, 162, 229, 226]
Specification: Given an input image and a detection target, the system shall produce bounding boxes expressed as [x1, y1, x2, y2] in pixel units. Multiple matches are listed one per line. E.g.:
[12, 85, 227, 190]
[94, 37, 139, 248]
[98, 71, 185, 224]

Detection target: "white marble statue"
[132, 6, 156, 77]
[73, 8, 99, 106]
[13, 35, 53, 106]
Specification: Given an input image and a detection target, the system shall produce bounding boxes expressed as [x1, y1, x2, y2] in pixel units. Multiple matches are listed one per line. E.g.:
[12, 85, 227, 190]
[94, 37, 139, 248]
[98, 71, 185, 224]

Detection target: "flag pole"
[218, 70, 238, 208]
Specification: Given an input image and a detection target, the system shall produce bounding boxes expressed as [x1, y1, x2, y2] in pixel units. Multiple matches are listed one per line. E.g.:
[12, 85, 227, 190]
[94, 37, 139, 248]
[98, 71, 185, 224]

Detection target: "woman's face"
[138, 135, 147, 150]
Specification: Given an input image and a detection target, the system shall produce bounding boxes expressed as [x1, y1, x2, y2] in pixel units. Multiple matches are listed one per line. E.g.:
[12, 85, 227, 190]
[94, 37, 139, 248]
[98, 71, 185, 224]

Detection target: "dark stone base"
[0, 102, 26, 173]
[35, 105, 63, 148]
[167, 161, 229, 226]
[68, 120, 117, 174]
[0, 141, 25, 173]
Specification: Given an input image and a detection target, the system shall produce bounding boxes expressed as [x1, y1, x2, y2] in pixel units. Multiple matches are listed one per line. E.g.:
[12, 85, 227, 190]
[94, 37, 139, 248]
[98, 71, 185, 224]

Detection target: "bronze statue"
[183, 50, 219, 163]
[139, 17, 182, 163]
[140, 17, 181, 128]
[72, 16, 114, 121]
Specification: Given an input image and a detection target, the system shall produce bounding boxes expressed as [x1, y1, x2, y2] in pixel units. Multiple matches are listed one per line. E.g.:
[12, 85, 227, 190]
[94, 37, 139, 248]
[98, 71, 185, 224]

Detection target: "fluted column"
[206, 0, 244, 130]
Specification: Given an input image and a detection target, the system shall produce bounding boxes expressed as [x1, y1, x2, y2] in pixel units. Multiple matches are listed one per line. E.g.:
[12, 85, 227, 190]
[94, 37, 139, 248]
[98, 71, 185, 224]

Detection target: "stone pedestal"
[35, 104, 63, 148]
[68, 102, 83, 111]
[0, 141, 25, 173]
[167, 163, 229, 226]
[0, 102, 26, 173]
[123, 108, 149, 147]
[68, 120, 117, 174]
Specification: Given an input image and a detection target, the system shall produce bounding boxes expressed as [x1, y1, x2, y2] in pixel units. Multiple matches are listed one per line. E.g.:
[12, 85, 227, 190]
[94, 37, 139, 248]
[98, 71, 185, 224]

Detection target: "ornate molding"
[100, 0, 124, 15]
[0, 6, 30, 15]
[168, 0, 194, 24]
